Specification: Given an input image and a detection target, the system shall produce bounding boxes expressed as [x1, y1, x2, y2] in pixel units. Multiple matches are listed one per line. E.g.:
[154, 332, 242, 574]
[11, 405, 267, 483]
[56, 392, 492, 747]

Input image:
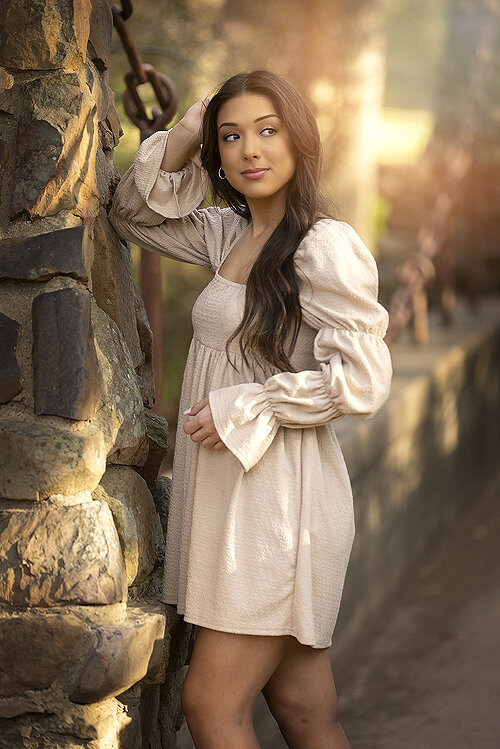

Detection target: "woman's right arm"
[108, 99, 222, 269]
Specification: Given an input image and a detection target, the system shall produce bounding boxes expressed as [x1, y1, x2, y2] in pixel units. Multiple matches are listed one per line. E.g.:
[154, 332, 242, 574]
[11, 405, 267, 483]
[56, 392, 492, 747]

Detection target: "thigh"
[183, 626, 295, 715]
[261, 638, 339, 721]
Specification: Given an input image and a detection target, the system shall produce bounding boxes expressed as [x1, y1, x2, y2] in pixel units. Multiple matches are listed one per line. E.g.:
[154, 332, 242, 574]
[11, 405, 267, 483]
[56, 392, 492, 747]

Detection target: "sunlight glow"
[376, 107, 434, 165]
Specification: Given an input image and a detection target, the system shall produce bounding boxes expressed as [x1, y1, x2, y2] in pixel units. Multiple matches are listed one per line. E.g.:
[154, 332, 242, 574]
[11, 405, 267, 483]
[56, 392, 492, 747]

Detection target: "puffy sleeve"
[208, 219, 393, 472]
[107, 127, 225, 270]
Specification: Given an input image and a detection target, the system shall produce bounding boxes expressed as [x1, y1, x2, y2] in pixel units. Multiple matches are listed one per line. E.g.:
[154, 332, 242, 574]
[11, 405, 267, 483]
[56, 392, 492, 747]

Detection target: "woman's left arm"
[205, 220, 393, 471]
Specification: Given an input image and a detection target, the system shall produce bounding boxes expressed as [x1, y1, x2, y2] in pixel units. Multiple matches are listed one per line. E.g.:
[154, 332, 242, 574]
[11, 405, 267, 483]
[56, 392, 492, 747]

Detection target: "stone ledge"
[332, 297, 500, 666]
[0, 602, 167, 716]
[70, 603, 166, 704]
[335, 298, 500, 475]
[0, 611, 90, 700]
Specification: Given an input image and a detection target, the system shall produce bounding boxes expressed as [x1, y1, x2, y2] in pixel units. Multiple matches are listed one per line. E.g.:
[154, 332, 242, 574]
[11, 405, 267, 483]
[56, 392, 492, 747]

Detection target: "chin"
[235, 181, 281, 198]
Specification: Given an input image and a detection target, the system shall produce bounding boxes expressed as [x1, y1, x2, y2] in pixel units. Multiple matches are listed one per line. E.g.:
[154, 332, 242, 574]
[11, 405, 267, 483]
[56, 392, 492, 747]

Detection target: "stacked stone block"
[0, 1, 192, 746]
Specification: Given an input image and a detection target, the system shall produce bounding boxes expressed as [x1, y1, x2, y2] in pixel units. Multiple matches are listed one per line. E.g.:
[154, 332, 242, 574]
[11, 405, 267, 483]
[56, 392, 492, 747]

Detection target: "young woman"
[109, 69, 393, 748]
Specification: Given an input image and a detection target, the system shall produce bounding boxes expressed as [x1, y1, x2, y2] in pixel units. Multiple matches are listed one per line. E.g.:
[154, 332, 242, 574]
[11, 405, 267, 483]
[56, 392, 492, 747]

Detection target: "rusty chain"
[110, 0, 178, 139]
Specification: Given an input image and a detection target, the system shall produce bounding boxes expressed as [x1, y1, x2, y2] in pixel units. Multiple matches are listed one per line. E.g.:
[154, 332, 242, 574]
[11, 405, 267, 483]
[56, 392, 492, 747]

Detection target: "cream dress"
[108, 128, 393, 649]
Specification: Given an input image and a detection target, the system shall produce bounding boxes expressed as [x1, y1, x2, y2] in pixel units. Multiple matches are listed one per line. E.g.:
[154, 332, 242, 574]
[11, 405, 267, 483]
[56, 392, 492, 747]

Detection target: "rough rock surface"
[0, 0, 187, 742]
[70, 603, 166, 703]
[136, 409, 170, 495]
[32, 286, 102, 420]
[0, 419, 106, 500]
[10, 67, 99, 221]
[0, 500, 127, 606]
[132, 274, 155, 408]
[0, 696, 129, 748]
[92, 465, 164, 587]
[91, 208, 143, 369]
[0, 611, 90, 697]
[153, 474, 172, 539]
[0, 66, 14, 115]
[0, 226, 92, 283]
[87, 0, 112, 71]
[91, 299, 149, 465]
[0, 0, 91, 72]
[0, 313, 22, 403]
[155, 668, 189, 748]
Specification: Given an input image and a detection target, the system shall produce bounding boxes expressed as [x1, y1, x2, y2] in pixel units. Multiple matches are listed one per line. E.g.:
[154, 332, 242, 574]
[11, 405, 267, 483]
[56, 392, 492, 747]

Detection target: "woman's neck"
[246, 191, 286, 238]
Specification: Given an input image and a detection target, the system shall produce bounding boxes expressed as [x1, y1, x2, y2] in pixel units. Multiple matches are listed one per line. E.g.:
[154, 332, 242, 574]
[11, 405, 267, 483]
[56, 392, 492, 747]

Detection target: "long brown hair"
[201, 70, 332, 372]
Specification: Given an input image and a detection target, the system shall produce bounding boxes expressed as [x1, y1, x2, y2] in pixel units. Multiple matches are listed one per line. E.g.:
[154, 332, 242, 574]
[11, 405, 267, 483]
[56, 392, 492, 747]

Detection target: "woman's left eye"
[222, 127, 276, 142]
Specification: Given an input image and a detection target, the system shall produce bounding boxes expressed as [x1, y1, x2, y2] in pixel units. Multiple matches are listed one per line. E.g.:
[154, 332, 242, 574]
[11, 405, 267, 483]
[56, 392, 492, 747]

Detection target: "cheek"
[281, 150, 296, 180]
[219, 148, 238, 172]
[276, 140, 296, 177]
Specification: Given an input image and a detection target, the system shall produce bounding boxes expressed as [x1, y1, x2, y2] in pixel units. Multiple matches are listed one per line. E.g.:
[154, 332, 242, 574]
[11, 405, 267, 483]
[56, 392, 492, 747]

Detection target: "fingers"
[182, 399, 226, 451]
[184, 423, 210, 441]
[182, 402, 215, 440]
[200, 433, 221, 448]
[185, 397, 208, 416]
[185, 424, 226, 450]
[179, 99, 211, 141]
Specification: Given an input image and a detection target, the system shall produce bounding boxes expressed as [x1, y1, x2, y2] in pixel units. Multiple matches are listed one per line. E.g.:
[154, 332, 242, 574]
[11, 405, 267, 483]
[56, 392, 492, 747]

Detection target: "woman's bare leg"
[262, 638, 351, 748]
[181, 626, 294, 748]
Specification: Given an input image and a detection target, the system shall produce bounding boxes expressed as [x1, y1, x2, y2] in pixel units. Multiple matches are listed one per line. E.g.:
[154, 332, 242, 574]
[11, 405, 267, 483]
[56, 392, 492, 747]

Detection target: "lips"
[241, 168, 270, 179]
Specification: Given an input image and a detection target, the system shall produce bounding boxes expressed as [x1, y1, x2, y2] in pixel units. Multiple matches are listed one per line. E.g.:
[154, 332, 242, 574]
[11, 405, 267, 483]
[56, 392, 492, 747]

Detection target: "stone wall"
[334, 300, 500, 665]
[0, 1, 191, 746]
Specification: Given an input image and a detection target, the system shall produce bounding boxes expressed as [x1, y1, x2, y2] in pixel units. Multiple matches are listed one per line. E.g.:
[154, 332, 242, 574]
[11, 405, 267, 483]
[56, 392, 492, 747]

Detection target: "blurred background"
[106, 3, 500, 744]
[109, 0, 500, 472]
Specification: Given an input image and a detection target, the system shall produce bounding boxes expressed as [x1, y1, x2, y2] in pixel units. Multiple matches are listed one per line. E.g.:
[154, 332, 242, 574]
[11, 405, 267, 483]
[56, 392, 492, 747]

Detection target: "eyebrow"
[218, 114, 280, 129]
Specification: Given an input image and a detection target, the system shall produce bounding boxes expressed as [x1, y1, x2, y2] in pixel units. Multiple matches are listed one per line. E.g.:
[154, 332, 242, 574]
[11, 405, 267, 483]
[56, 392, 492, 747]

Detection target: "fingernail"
[183, 408, 192, 415]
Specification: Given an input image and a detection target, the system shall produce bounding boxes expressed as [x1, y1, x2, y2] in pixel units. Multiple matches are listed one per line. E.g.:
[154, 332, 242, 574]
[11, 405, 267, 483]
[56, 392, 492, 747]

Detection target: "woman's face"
[217, 93, 297, 205]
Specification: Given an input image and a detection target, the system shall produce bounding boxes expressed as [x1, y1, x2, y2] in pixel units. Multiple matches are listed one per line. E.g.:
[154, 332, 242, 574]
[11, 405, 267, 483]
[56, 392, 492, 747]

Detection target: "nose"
[242, 135, 260, 159]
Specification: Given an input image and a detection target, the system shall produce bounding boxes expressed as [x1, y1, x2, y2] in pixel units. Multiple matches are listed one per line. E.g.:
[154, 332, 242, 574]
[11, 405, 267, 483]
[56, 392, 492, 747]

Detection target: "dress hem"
[160, 599, 332, 650]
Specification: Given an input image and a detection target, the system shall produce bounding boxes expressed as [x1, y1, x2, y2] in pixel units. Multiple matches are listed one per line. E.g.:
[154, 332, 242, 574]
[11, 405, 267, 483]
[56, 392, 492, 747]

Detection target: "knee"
[266, 691, 339, 738]
[181, 672, 248, 728]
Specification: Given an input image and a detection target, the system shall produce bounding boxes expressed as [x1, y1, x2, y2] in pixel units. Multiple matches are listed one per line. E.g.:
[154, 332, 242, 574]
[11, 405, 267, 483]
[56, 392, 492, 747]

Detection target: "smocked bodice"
[191, 271, 320, 376]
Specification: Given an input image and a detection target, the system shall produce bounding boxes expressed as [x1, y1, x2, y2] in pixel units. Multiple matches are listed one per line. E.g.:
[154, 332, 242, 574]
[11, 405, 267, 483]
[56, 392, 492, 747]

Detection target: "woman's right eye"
[222, 133, 239, 142]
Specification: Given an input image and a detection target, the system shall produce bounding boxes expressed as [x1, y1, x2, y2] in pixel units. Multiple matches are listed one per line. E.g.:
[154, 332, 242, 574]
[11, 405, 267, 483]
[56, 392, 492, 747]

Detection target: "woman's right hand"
[177, 97, 211, 142]
[160, 97, 211, 172]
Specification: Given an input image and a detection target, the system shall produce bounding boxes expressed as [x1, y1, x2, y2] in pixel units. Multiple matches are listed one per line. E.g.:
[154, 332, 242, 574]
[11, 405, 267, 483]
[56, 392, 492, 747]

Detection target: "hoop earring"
[218, 167, 226, 180]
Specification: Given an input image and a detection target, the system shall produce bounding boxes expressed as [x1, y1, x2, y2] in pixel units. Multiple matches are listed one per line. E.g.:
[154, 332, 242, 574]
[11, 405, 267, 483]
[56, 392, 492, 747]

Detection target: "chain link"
[111, 1, 178, 138]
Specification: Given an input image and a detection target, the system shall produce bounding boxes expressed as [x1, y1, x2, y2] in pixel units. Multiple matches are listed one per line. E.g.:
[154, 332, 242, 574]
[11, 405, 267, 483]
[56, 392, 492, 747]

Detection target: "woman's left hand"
[183, 397, 227, 451]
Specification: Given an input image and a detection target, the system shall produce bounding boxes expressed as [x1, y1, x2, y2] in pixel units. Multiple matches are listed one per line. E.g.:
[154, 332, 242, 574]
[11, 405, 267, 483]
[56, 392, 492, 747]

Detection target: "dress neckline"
[214, 217, 333, 288]
[214, 270, 246, 287]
